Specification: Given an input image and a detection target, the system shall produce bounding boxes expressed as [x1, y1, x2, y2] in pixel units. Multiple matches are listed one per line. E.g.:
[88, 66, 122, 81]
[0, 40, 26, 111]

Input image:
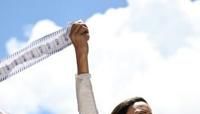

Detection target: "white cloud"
[87, 0, 200, 113]
[6, 38, 27, 55]
[28, 19, 61, 43]
[1, 0, 200, 114]
[1, 20, 77, 114]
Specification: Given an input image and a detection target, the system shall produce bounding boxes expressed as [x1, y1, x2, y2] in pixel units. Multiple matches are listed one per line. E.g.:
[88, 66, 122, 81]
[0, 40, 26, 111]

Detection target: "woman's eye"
[138, 111, 148, 114]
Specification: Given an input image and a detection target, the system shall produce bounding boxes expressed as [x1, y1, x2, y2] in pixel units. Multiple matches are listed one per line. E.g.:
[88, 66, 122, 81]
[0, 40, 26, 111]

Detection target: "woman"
[70, 22, 153, 114]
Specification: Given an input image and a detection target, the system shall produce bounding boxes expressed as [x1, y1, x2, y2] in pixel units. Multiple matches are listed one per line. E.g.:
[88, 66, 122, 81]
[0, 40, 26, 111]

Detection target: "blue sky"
[0, 0, 127, 58]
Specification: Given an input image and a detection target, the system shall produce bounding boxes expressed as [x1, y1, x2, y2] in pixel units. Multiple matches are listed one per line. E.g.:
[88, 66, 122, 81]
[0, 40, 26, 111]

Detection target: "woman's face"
[126, 101, 152, 114]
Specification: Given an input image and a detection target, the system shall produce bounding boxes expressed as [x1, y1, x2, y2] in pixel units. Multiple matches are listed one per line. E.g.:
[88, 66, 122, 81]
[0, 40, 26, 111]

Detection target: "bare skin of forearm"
[75, 49, 89, 74]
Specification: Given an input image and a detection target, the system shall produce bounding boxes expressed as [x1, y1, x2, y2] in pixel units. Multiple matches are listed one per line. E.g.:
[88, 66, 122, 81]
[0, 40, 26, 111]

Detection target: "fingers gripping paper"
[0, 21, 79, 82]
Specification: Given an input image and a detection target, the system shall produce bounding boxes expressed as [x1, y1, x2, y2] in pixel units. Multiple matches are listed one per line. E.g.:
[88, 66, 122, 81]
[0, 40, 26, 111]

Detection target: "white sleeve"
[76, 73, 98, 114]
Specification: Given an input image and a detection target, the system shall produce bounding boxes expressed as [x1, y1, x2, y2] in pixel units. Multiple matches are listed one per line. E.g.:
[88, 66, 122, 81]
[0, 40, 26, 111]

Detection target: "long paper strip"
[0, 21, 76, 82]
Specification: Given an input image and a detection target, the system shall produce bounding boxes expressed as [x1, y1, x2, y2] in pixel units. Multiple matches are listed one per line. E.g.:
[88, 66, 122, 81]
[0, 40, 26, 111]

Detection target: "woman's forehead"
[127, 101, 152, 114]
[132, 101, 152, 111]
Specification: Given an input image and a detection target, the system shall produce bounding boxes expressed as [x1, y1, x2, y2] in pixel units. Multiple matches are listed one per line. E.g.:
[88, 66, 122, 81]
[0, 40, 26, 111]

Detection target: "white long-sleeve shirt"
[76, 73, 98, 114]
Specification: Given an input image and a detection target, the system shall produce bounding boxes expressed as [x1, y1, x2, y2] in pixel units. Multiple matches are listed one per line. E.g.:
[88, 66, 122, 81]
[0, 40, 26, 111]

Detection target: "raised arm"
[70, 21, 98, 114]
[70, 22, 89, 74]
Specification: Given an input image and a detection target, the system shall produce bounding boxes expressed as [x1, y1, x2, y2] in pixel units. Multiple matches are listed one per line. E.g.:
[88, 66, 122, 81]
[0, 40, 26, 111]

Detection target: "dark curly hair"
[111, 97, 148, 114]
